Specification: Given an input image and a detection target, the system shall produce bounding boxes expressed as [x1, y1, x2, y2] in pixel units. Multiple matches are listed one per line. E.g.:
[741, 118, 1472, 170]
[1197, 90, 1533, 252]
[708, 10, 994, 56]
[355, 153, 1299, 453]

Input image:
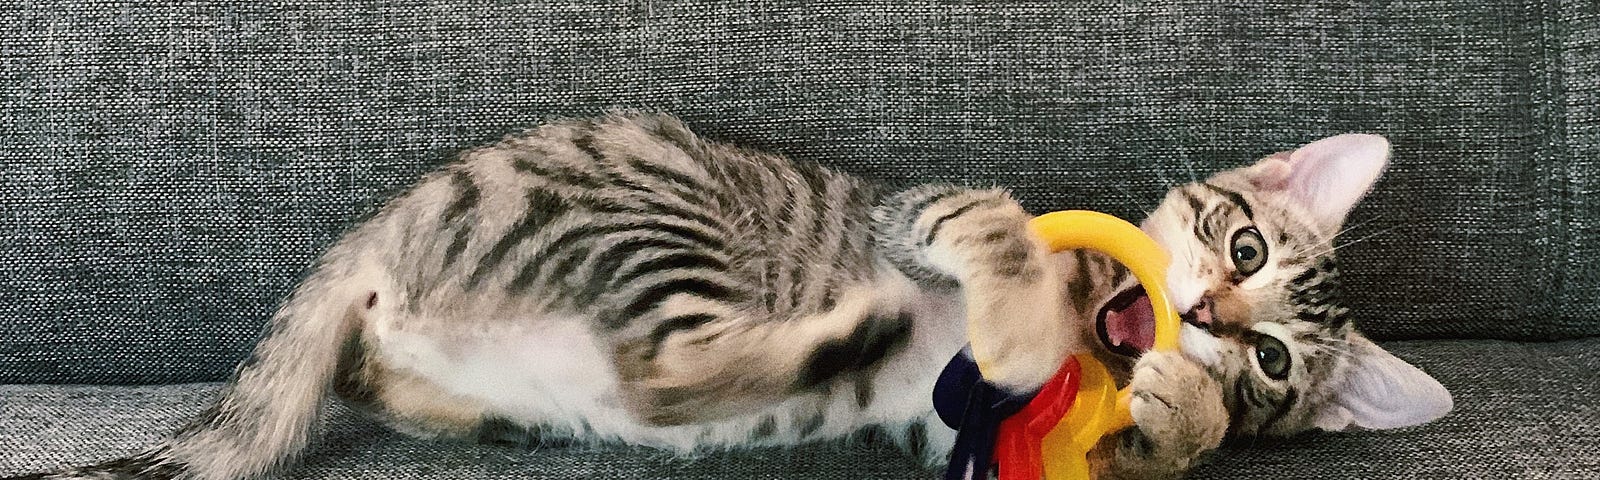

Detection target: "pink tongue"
[1106, 294, 1156, 352]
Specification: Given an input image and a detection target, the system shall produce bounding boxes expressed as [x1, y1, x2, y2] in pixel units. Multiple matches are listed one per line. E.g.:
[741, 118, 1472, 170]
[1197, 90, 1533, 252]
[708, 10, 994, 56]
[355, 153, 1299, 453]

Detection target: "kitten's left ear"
[1248, 134, 1390, 228]
[1312, 336, 1453, 431]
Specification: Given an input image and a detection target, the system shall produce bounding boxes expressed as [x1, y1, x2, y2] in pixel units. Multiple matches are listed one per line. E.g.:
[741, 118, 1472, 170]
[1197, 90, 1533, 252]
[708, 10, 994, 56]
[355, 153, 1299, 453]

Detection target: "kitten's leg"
[1089, 350, 1229, 480]
[874, 185, 1077, 391]
[901, 411, 959, 469]
[610, 290, 915, 426]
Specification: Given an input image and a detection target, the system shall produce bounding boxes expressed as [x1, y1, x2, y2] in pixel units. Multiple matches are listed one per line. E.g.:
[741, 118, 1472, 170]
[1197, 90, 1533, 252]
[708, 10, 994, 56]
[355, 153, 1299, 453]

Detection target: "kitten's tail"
[8, 256, 372, 480]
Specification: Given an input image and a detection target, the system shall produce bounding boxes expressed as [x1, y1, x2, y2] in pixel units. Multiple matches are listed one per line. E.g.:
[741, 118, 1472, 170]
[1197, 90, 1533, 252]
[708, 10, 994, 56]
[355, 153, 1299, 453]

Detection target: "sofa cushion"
[3, 338, 1595, 479]
[1, 1, 1596, 384]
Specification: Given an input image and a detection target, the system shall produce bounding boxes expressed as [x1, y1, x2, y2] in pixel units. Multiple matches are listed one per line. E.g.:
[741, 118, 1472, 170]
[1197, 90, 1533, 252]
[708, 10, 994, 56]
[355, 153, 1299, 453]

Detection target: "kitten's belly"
[368, 295, 965, 452]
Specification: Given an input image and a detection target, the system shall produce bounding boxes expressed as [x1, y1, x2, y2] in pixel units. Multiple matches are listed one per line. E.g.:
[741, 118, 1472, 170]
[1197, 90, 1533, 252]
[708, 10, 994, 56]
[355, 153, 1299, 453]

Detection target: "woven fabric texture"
[0, 1, 1595, 382]
[3, 339, 1596, 479]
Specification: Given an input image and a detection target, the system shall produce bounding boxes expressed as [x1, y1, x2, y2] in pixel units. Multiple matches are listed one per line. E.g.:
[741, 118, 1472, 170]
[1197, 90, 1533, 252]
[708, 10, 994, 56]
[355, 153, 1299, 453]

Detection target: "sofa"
[2, 1, 1596, 478]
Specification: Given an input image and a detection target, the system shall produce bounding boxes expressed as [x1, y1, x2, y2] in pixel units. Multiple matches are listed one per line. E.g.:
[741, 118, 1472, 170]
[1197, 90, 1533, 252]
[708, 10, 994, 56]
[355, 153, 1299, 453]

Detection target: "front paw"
[1110, 350, 1228, 478]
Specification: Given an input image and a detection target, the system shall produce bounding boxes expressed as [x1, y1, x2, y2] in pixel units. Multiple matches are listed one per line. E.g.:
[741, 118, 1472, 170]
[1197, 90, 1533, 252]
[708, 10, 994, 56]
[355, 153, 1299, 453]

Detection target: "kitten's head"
[1092, 134, 1452, 437]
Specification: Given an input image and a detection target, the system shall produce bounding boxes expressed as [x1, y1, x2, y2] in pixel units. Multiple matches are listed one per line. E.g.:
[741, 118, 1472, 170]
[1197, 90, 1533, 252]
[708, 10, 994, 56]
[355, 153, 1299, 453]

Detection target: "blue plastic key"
[932, 346, 1039, 480]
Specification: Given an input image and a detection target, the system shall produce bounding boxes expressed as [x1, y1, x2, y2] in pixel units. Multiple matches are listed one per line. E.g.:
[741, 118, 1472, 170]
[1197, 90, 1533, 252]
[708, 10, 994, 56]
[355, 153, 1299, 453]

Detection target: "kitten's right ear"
[1246, 134, 1391, 229]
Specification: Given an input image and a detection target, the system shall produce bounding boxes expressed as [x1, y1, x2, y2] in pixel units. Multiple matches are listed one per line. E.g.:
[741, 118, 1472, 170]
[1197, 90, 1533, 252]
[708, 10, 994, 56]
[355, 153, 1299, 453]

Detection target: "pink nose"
[1182, 297, 1215, 327]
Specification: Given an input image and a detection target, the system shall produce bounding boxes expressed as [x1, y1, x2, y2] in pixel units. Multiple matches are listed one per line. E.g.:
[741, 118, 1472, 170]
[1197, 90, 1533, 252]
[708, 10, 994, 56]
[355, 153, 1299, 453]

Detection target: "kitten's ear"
[1312, 336, 1453, 431]
[1247, 134, 1390, 228]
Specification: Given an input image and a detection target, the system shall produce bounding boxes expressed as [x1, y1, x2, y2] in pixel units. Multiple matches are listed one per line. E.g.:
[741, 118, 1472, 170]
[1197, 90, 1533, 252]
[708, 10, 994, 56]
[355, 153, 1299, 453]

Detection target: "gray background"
[1, 1, 1596, 478]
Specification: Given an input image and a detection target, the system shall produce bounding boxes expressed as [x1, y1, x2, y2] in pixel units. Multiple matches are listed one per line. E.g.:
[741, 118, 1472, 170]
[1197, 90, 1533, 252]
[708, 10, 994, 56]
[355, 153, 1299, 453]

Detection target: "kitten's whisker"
[1330, 214, 1388, 240]
[1151, 165, 1176, 191]
[1300, 224, 1405, 258]
[1294, 215, 1392, 258]
[1112, 183, 1154, 218]
[1178, 151, 1198, 184]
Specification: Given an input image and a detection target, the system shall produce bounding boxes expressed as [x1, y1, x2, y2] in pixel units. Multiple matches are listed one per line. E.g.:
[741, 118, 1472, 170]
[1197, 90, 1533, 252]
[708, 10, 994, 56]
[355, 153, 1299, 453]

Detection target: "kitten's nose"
[1180, 297, 1215, 329]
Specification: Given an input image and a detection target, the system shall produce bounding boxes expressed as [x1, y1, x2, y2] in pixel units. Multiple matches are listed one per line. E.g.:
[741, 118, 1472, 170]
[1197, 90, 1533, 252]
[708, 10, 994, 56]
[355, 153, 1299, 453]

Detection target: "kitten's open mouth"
[1097, 285, 1214, 357]
[1096, 285, 1157, 357]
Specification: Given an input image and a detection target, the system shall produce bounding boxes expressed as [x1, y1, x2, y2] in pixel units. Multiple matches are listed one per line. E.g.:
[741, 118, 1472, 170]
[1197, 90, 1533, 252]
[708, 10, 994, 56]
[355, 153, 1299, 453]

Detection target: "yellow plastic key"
[1026, 211, 1183, 480]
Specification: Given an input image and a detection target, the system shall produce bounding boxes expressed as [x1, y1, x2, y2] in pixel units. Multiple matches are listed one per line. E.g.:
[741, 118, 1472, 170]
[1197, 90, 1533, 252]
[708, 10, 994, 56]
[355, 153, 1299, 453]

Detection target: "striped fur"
[13, 117, 1449, 480]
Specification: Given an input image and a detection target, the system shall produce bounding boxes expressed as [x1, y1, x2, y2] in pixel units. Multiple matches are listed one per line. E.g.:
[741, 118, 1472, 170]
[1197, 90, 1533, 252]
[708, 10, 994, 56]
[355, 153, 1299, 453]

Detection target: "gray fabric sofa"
[3, 1, 1597, 478]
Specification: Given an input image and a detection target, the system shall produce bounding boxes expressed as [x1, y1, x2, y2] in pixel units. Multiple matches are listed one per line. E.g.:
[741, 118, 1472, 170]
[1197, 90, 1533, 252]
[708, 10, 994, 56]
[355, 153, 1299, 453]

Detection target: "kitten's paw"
[1123, 349, 1228, 468]
[903, 417, 957, 471]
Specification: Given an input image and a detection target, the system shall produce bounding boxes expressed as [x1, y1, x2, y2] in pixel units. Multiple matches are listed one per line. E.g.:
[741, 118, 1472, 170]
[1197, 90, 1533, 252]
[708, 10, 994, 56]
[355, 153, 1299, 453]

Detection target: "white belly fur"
[369, 287, 966, 453]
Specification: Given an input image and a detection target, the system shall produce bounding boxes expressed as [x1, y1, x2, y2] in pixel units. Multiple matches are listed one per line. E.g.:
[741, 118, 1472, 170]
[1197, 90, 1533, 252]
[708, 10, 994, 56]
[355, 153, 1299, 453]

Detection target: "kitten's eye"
[1253, 335, 1292, 380]
[1230, 227, 1268, 277]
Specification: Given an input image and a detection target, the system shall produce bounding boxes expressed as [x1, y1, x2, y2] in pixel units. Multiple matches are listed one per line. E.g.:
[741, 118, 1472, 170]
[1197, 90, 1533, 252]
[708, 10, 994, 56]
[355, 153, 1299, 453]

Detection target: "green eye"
[1230, 227, 1268, 277]
[1253, 335, 1292, 380]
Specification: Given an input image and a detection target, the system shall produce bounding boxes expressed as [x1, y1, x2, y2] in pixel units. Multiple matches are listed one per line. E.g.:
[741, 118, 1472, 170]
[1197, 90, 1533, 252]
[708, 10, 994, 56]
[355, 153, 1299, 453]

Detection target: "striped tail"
[8, 261, 369, 480]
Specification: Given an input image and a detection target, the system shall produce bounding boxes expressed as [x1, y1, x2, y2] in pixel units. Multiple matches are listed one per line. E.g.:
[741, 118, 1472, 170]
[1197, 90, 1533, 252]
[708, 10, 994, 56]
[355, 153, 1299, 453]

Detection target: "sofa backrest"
[2, 1, 1595, 384]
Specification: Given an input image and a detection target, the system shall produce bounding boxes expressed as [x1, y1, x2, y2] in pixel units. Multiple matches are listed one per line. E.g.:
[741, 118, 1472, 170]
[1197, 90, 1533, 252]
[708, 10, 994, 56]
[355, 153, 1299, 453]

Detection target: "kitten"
[11, 112, 1451, 480]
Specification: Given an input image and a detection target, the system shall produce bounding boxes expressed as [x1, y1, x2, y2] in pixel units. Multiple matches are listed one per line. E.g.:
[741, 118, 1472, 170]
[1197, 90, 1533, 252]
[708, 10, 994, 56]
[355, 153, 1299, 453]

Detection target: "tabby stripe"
[644, 313, 720, 357]
[520, 221, 727, 283]
[609, 252, 729, 290]
[1179, 186, 1207, 215]
[1325, 306, 1351, 330]
[1104, 253, 1130, 279]
[1259, 389, 1300, 433]
[548, 245, 595, 284]
[637, 197, 725, 230]
[509, 244, 592, 294]
[797, 411, 826, 437]
[817, 275, 839, 311]
[465, 189, 568, 284]
[977, 228, 1011, 244]
[992, 237, 1033, 278]
[443, 225, 473, 269]
[796, 163, 837, 308]
[629, 157, 712, 205]
[903, 186, 964, 217]
[752, 415, 779, 439]
[1066, 250, 1095, 310]
[1228, 377, 1250, 427]
[440, 172, 482, 266]
[770, 172, 798, 235]
[619, 277, 740, 321]
[786, 261, 809, 311]
[903, 420, 930, 462]
[817, 210, 860, 311]
[693, 159, 739, 215]
[1295, 310, 1330, 323]
[650, 119, 701, 154]
[761, 258, 781, 312]
[1290, 268, 1320, 286]
[576, 238, 701, 305]
[572, 131, 604, 161]
[512, 156, 608, 189]
[576, 132, 671, 196]
[441, 171, 480, 223]
[808, 168, 852, 308]
[771, 173, 813, 311]
[854, 378, 874, 409]
[584, 195, 724, 233]
[924, 197, 1005, 246]
[1195, 210, 1219, 242]
[1240, 379, 1274, 409]
[793, 311, 912, 388]
[604, 167, 656, 195]
[1202, 183, 1254, 219]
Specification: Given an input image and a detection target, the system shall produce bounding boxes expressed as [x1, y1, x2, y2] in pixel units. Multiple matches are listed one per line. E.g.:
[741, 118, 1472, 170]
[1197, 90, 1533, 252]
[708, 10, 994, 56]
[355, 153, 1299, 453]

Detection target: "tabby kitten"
[15, 112, 1451, 480]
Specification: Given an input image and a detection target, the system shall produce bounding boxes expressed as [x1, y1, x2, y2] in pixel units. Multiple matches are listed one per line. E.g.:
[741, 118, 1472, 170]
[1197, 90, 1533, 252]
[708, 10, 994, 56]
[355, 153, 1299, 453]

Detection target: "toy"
[932, 211, 1182, 480]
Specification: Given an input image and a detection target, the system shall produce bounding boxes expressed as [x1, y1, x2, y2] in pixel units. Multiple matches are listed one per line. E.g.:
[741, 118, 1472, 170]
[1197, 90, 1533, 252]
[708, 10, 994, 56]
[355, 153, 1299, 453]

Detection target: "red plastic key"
[994, 357, 1082, 480]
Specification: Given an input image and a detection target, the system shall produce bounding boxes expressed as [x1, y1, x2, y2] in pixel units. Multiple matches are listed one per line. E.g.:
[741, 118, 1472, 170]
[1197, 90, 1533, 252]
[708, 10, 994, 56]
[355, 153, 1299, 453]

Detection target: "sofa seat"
[4, 338, 1596, 479]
